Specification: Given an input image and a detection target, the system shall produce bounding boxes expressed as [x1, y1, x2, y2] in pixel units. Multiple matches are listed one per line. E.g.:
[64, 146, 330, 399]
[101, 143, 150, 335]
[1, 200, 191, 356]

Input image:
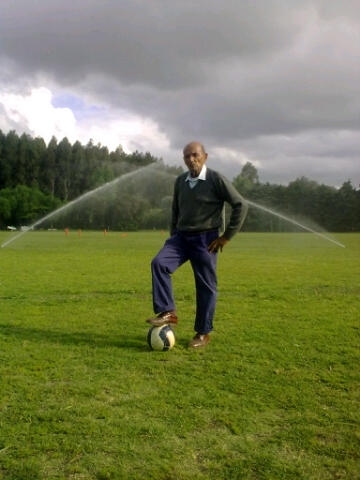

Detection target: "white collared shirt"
[185, 165, 207, 189]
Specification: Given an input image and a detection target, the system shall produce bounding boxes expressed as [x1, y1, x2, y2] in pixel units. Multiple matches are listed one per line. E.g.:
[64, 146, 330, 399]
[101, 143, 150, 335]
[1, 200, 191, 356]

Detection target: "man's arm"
[218, 175, 248, 240]
[208, 174, 248, 252]
[170, 179, 179, 235]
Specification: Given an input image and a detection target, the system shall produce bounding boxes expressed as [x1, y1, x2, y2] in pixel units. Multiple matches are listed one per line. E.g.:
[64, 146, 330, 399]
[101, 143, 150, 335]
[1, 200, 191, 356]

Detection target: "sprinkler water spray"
[1, 166, 345, 249]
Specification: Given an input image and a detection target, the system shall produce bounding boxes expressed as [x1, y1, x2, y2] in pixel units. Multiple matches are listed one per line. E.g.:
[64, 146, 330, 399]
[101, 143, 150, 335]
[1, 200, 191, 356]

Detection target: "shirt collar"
[185, 164, 207, 182]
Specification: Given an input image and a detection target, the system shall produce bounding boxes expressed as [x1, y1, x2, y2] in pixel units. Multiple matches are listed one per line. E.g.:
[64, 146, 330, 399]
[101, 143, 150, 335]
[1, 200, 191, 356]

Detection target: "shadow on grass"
[0, 323, 149, 351]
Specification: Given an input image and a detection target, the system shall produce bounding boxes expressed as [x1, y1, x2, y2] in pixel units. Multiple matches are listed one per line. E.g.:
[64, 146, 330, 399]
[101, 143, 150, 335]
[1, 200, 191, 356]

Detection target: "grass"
[0, 230, 359, 479]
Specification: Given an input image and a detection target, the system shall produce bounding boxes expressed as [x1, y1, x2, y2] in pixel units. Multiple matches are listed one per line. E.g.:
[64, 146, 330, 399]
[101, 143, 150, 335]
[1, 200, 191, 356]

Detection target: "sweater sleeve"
[215, 173, 248, 240]
[170, 177, 180, 235]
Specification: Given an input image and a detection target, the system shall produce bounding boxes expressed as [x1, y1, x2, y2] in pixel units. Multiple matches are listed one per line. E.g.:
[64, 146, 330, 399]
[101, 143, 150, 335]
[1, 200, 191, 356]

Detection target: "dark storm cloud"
[0, 0, 359, 186]
[0, 1, 304, 86]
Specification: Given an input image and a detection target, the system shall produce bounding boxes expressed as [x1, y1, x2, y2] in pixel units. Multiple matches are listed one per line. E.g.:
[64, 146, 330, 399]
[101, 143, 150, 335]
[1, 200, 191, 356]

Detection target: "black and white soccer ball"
[147, 325, 176, 351]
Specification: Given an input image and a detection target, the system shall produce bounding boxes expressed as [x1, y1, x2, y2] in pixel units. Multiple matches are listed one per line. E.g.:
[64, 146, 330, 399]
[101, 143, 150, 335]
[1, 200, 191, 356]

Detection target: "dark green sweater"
[171, 168, 248, 240]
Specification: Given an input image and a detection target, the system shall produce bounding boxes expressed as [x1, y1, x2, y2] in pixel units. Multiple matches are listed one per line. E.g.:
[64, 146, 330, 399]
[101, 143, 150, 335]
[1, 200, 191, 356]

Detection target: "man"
[146, 141, 248, 348]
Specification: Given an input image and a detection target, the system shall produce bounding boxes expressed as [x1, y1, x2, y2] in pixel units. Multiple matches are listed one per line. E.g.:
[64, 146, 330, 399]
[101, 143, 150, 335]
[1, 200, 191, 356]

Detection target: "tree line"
[0, 129, 359, 232]
[233, 163, 359, 232]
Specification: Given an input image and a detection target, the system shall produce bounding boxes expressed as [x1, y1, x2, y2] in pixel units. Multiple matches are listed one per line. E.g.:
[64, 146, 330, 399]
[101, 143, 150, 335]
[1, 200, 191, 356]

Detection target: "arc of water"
[1, 163, 161, 248]
[1, 166, 345, 249]
[246, 200, 345, 248]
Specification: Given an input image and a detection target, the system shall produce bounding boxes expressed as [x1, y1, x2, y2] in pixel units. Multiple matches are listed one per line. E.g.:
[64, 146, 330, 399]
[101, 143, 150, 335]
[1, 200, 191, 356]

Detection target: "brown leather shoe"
[146, 311, 178, 327]
[189, 333, 210, 348]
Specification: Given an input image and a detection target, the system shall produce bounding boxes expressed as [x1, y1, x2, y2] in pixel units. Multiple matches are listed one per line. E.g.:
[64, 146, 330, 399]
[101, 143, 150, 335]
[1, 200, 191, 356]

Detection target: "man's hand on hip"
[208, 236, 229, 253]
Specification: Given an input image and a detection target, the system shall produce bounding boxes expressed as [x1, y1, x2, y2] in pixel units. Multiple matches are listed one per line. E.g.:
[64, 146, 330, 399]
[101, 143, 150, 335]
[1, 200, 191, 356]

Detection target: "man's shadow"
[0, 323, 149, 351]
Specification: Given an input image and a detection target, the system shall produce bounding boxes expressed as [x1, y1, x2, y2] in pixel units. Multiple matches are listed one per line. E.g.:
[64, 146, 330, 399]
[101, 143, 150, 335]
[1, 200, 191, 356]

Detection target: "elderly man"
[147, 141, 247, 348]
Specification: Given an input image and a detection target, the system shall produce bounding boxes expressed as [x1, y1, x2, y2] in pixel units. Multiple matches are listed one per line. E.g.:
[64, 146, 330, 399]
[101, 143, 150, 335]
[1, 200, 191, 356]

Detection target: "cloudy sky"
[0, 0, 359, 187]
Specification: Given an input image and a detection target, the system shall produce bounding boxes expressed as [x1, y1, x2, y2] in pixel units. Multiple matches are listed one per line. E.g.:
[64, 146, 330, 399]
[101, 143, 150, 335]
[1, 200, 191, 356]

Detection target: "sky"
[0, 0, 359, 187]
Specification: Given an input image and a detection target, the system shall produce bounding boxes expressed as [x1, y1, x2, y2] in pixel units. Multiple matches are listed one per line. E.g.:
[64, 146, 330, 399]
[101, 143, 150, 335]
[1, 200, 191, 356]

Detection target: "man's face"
[183, 143, 208, 177]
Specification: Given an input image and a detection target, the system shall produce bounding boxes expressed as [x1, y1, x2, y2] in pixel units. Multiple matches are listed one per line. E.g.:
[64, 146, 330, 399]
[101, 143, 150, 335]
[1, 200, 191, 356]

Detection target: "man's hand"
[208, 236, 229, 253]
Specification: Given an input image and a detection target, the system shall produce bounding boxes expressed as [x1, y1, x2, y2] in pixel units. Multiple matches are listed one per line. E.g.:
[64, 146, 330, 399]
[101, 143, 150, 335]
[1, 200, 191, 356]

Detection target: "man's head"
[183, 142, 208, 178]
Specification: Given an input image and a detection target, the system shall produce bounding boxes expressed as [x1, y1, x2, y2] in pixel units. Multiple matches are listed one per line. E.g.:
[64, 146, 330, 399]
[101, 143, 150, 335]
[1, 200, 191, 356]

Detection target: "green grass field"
[0, 230, 359, 479]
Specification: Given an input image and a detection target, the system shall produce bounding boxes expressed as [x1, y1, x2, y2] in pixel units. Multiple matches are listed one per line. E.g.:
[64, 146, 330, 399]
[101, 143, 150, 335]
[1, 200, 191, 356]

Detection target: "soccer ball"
[147, 325, 176, 351]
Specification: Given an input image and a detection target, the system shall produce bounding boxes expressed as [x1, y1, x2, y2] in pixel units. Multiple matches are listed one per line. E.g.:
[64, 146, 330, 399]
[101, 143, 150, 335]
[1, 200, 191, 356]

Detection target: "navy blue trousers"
[151, 230, 218, 334]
